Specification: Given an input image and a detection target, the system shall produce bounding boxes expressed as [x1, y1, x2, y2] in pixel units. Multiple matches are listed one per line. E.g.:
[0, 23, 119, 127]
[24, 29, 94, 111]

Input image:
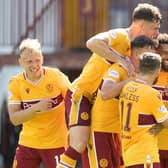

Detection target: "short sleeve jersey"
[8, 67, 70, 149]
[119, 81, 168, 166]
[153, 70, 168, 150]
[91, 63, 128, 133]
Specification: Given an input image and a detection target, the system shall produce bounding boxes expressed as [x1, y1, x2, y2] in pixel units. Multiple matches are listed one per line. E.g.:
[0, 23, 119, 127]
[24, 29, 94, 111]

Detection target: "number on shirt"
[120, 101, 133, 132]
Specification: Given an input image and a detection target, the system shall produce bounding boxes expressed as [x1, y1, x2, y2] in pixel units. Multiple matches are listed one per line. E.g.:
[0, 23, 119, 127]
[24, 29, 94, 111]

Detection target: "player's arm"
[86, 31, 126, 63]
[101, 77, 133, 99]
[8, 99, 55, 126]
[8, 103, 37, 126]
[86, 31, 130, 67]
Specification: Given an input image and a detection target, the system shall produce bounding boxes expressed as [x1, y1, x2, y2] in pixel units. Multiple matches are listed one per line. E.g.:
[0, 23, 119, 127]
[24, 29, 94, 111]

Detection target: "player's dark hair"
[139, 52, 161, 74]
[132, 3, 162, 23]
[131, 35, 155, 50]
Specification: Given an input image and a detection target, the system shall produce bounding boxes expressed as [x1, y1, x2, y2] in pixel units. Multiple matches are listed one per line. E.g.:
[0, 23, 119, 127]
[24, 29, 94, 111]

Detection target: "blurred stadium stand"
[0, 0, 168, 167]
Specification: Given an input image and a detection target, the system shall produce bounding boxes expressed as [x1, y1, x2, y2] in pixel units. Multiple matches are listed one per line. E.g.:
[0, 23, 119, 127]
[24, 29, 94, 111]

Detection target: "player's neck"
[24, 69, 44, 84]
[135, 76, 153, 86]
[128, 22, 142, 41]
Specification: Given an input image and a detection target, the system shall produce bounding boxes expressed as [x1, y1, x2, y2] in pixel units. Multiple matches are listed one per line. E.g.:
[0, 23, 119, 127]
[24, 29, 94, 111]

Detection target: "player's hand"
[148, 123, 164, 136]
[33, 99, 55, 114]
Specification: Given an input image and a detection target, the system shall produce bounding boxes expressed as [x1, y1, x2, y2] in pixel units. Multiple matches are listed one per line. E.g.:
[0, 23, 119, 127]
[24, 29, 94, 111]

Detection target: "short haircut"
[131, 35, 155, 50]
[132, 3, 162, 23]
[139, 52, 161, 74]
[157, 33, 168, 45]
[19, 38, 42, 56]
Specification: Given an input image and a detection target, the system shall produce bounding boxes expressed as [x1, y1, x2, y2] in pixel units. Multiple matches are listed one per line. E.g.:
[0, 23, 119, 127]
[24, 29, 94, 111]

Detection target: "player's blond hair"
[19, 38, 42, 56]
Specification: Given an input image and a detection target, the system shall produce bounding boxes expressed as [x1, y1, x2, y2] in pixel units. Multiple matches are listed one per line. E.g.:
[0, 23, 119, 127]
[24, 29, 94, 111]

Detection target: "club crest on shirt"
[25, 88, 30, 94]
[99, 158, 108, 167]
[46, 84, 54, 92]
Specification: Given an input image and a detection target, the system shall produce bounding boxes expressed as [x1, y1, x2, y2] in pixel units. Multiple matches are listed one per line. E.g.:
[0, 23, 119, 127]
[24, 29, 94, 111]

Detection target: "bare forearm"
[101, 78, 133, 99]
[9, 106, 38, 126]
[8, 99, 54, 126]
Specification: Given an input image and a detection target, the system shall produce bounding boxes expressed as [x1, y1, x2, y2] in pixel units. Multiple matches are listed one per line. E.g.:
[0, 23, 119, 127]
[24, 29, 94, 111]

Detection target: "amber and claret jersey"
[91, 63, 128, 133]
[70, 28, 131, 103]
[153, 70, 168, 150]
[119, 81, 168, 166]
[8, 67, 70, 149]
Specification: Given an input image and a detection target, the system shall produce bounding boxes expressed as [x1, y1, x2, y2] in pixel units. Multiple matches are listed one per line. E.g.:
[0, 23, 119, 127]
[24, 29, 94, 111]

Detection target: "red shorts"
[159, 150, 168, 168]
[87, 131, 121, 168]
[126, 163, 160, 168]
[12, 145, 65, 168]
[65, 89, 92, 127]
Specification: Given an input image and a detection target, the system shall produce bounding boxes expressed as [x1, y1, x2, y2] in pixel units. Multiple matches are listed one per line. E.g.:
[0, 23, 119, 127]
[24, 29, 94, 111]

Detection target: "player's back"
[119, 80, 164, 166]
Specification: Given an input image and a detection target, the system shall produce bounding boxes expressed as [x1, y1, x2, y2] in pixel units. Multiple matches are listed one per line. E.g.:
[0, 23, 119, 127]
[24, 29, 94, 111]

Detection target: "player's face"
[140, 20, 160, 40]
[19, 49, 43, 80]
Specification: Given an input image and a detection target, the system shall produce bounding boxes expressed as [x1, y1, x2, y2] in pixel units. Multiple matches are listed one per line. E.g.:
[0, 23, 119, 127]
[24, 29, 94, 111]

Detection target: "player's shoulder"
[140, 83, 161, 98]
[110, 62, 128, 74]
[44, 66, 62, 76]
[8, 72, 24, 85]
[106, 63, 128, 79]
[44, 66, 69, 79]
[110, 62, 124, 70]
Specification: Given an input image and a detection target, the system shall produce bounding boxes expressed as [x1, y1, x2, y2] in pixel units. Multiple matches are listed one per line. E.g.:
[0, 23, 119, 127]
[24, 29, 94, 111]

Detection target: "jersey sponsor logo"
[21, 95, 63, 110]
[80, 112, 89, 120]
[108, 70, 119, 78]
[159, 105, 167, 113]
[99, 158, 108, 167]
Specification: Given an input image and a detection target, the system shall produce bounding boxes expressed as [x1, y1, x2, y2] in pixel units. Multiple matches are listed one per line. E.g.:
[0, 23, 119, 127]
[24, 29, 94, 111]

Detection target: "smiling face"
[19, 48, 43, 81]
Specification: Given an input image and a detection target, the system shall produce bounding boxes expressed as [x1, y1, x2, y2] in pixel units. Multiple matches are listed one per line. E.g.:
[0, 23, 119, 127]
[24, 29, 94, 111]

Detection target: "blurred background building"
[0, 0, 168, 167]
